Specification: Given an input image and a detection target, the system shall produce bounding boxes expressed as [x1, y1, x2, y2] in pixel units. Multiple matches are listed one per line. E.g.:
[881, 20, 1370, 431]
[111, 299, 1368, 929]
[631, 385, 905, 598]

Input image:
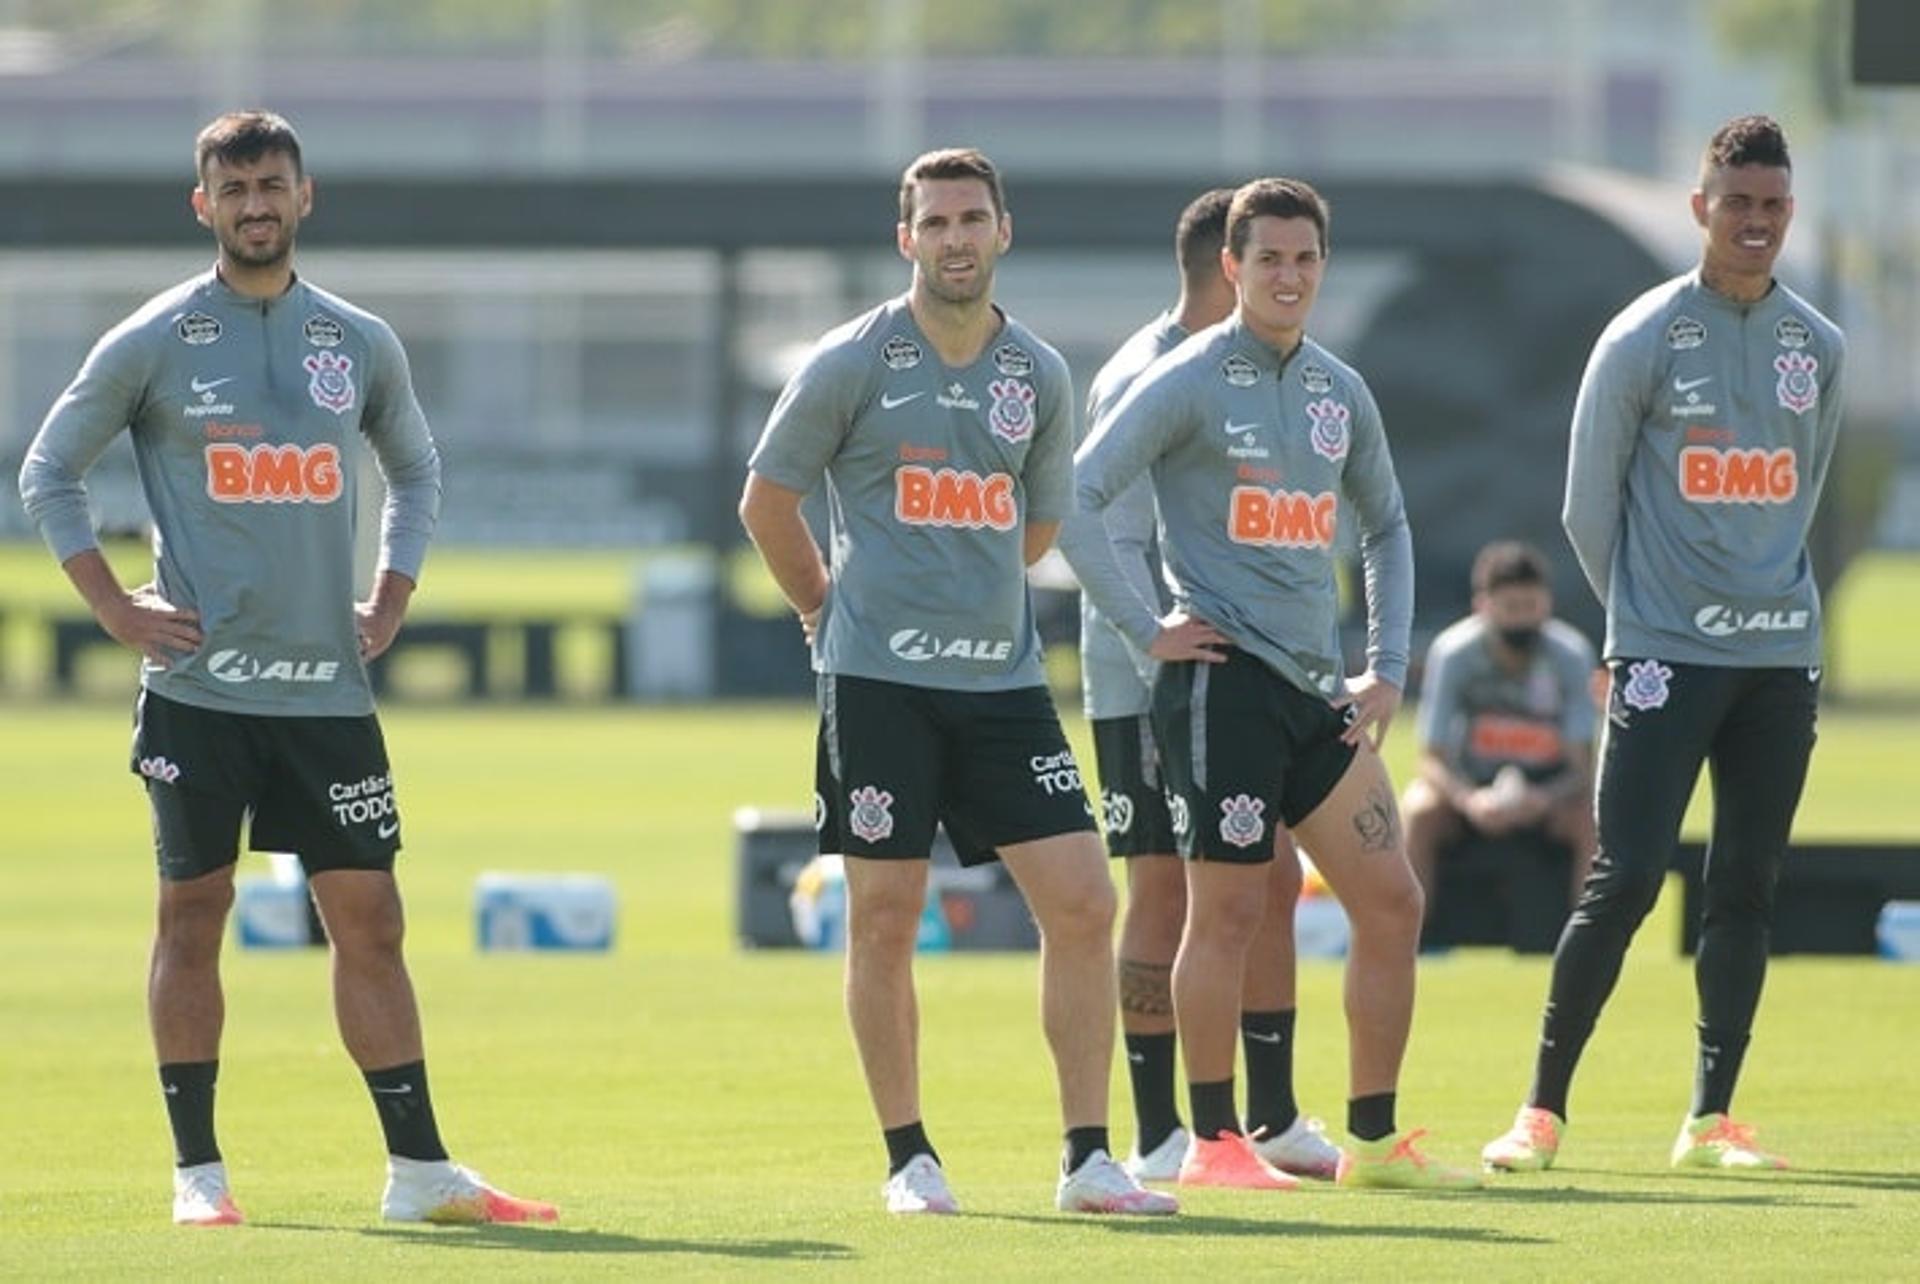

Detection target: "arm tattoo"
[1118, 958, 1173, 1017]
[1353, 783, 1402, 854]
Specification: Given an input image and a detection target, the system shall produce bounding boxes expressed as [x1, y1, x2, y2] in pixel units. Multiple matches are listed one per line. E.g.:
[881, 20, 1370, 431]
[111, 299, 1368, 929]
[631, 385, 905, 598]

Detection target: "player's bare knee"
[846, 888, 924, 957]
[155, 872, 234, 956]
[1035, 874, 1116, 945]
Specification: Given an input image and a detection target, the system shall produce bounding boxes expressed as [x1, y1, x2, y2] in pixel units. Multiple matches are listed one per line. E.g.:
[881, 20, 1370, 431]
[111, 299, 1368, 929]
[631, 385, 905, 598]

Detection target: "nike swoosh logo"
[1245, 1030, 1283, 1044]
[164, 1083, 180, 1095]
[880, 392, 925, 410]
[377, 820, 399, 839]
[372, 1083, 413, 1095]
[190, 376, 234, 394]
[1672, 375, 1713, 392]
[1125, 1053, 1145, 1064]
[1224, 420, 1261, 435]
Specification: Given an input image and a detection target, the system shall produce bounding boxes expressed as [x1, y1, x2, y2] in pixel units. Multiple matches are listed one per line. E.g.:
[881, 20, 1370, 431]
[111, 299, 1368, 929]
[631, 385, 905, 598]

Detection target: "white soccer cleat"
[380, 1156, 558, 1224]
[882, 1153, 959, 1215]
[1057, 1150, 1180, 1215]
[1250, 1115, 1342, 1180]
[173, 1161, 244, 1227]
[1123, 1126, 1191, 1182]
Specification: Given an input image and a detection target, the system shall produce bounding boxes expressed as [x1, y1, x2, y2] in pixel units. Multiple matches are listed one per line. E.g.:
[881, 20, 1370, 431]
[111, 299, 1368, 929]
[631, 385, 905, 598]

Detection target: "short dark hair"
[195, 110, 303, 184]
[898, 148, 1005, 225]
[1472, 540, 1550, 594]
[1226, 177, 1330, 260]
[1175, 188, 1235, 284]
[1700, 114, 1791, 180]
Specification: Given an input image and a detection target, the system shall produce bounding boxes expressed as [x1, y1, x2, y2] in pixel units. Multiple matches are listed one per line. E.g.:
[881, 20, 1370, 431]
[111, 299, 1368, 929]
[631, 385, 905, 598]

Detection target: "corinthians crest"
[988, 378, 1036, 444]
[1773, 350, 1818, 415]
[1304, 397, 1350, 463]
[303, 350, 356, 415]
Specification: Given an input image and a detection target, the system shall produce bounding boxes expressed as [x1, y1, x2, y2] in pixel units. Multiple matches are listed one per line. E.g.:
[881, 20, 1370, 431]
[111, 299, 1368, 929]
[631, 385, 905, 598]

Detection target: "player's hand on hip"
[99, 586, 201, 667]
[1148, 611, 1227, 663]
[1334, 670, 1402, 750]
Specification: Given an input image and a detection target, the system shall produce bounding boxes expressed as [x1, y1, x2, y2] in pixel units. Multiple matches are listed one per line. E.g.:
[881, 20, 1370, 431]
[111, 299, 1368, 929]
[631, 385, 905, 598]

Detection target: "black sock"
[1241, 1009, 1298, 1136]
[884, 1121, 938, 1176]
[363, 1060, 449, 1162]
[159, 1060, 221, 1167]
[1348, 1091, 1396, 1142]
[1189, 1078, 1241, 1140]
[1123, 1032, 1184, 1154]
[1690, 1025, 1752, 1118]
[1063, 1126, 1111, 1175]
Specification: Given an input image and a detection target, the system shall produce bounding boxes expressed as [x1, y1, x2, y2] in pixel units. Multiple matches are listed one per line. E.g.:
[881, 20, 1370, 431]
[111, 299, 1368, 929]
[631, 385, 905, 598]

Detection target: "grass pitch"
[1, 702, 1916, 1281]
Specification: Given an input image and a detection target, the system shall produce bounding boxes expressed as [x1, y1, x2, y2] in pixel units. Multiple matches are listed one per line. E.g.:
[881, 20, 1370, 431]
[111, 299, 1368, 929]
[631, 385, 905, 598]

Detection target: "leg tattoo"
[1353, 784, 1401, 854]
[1119, 958, 1174, 1017]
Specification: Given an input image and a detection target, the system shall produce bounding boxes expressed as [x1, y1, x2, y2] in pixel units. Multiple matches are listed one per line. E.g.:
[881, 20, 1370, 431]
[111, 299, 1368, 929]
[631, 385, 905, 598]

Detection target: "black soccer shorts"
[1151, 647, 1356, 863]
[1090, 713, 1180, 859]
[815, 674, 1097, 867]
[132, 688, 402, 880]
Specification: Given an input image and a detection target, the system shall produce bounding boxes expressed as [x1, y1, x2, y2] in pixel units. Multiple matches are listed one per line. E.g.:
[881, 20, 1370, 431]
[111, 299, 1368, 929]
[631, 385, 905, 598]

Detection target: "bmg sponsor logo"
[894, 465, 1016, 531]
[206, 443, 343, 504]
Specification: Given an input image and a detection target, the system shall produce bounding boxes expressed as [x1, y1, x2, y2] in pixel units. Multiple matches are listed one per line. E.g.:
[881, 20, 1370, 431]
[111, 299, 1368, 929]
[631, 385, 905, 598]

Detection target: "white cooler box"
[235, 852, 322, 948]
[475, 873, 617, 951]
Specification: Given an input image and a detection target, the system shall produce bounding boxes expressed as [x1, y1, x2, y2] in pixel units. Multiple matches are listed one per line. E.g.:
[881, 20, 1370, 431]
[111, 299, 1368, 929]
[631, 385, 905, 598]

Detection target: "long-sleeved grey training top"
[747, 294, 1074, 691]
[19, 269, 441, 716]
[1072, 313, 1414, 698]
[1563, 270, 1844, 667]
[1054, 311, 1185, 719]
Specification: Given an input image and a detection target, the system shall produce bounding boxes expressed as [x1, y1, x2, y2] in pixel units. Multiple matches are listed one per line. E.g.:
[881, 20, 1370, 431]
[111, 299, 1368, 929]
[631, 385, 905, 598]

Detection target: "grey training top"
[1563, 271, 1844, 666]
[1073, 314, 1414, 697]
[1416, 616, 1597, 786]
[747, 294, 1074, 691]
[19, 270, 441, 717]
[1055, 311, 1186, 719]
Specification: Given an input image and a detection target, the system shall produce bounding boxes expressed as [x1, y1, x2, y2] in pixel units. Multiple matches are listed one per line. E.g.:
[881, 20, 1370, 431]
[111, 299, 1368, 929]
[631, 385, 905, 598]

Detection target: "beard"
[218, 217, 295, 269]
[920, 256, 994, 306]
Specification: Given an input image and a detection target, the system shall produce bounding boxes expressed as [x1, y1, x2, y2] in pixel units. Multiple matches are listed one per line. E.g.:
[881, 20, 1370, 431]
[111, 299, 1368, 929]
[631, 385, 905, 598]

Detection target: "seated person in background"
[1403, 541, 1598, 912]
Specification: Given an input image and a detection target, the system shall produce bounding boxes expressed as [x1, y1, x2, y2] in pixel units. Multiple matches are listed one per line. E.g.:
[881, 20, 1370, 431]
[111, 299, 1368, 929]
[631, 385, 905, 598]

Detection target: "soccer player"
[738, 147, 1176, 1217]
[1073, 177, 1478, 1189]
[1056, 188, 1340, 1185]
[1403, 540, 1597, 910]
[17, 111, 554, 1227]
[1482, 115, 1842, 1174]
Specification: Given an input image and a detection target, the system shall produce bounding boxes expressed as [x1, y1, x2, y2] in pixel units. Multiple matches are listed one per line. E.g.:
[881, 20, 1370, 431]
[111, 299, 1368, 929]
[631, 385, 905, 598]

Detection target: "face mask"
[1498, 625, 1541, 654]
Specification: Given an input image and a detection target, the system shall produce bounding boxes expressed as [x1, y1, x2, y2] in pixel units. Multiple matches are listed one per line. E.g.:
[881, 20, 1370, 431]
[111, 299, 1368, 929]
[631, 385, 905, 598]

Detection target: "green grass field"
[2, 701, 1916, 1281]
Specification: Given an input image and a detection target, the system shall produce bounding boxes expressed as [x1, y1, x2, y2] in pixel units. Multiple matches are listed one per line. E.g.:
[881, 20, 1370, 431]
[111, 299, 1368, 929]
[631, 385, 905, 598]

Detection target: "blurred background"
[1, 0, 1915, 705]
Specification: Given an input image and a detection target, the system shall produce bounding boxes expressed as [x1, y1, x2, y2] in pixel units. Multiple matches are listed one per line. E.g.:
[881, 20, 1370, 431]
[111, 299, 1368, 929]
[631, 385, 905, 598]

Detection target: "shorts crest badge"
[1619, 659, 1674, 712]
[1101, 789, 1135, 837]
[304, 350, 356, 415]
[1305, 397, 1351, 463]
[1774, 351, 1818, 415]
[848, 785, 895, 844]
[1218, 793, 1267, 849]
[988, 378, 1036, 444]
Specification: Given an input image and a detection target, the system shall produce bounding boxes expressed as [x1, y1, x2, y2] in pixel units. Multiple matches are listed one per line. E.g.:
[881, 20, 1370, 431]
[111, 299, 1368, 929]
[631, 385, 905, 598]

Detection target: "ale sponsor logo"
[206, 649, 342, 685]
[1692, 604, 1810, 638]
